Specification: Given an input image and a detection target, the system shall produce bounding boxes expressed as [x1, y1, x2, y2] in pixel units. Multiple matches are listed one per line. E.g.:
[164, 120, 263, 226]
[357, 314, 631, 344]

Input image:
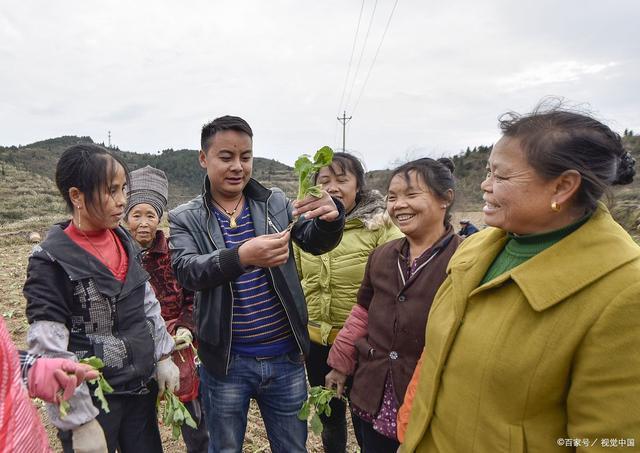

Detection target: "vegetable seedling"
[286, 146, 334, 231]
[58, 356, 114, 418]
[297, 385, 347, 435]
[158, 389, 198, 439]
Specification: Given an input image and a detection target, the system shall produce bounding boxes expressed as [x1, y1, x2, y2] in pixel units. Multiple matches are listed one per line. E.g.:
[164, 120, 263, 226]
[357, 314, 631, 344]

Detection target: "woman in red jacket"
[124, 165, 209, 453]
[325, 158, 462, 453]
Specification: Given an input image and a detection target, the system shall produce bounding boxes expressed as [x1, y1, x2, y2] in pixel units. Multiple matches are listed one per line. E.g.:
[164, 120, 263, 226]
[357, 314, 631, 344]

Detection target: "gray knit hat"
[125, 166, 169, 218]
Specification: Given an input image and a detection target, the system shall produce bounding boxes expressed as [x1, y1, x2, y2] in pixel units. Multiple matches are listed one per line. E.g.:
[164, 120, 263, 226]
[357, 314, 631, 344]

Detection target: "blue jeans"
[199, 351, 308, 453]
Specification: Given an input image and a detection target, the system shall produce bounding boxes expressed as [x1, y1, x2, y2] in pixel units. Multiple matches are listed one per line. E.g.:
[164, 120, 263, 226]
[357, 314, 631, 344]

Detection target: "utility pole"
[337, 111, 352, 151]
[108, 131, 111, 148]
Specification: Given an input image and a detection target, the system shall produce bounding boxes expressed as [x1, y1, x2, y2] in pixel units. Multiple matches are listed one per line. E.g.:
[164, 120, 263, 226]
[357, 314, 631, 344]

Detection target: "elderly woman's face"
[481, 137, 558, 235]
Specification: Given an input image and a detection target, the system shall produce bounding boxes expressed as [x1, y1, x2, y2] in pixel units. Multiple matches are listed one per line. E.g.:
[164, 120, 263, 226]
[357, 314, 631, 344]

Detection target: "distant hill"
[1, 134, 639, 239]
[0, 136, 298, 208]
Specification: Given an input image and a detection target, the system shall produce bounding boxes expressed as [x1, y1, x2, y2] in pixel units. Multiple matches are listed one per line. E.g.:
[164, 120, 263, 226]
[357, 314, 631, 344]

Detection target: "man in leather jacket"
[169, 115, 345, 453]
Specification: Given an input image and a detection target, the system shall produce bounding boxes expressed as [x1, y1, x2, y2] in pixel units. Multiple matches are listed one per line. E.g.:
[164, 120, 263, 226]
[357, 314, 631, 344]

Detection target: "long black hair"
[55, 144, 130, 219]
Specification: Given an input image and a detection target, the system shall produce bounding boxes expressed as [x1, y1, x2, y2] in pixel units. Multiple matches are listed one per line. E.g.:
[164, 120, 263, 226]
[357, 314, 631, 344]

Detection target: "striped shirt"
[212, 202, 295, 357]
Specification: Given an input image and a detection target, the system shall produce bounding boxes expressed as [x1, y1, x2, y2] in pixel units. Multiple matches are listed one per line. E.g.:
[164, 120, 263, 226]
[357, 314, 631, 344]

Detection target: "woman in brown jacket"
[325, 158, 462, 453]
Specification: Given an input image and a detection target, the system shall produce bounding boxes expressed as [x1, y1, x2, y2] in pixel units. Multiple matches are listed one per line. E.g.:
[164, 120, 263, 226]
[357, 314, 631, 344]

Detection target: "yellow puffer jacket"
[294, 191, 402, 345]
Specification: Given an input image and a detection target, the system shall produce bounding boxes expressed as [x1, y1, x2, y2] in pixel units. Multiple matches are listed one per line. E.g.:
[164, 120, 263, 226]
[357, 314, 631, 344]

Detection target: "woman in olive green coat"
[294, 152, 402, 453]
[399, 105, 640, 453]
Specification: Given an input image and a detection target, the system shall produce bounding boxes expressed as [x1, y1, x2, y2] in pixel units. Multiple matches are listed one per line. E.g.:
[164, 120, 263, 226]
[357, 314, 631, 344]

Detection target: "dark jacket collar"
[202, 174, 272, 204]
[40, 220, 149, 298]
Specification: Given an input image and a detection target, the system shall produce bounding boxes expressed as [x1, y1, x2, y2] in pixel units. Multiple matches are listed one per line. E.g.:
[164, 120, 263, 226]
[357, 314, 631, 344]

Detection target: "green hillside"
[1, 135, 638, 239]
[0, 136, 297, 209]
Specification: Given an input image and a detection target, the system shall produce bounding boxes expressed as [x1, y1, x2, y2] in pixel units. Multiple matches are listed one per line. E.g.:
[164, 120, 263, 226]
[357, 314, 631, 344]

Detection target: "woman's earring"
[551, 201, 560, 212]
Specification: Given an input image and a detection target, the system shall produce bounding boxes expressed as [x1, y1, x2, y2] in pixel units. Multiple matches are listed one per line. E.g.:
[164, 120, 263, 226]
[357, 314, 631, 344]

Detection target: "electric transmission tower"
[337, 111, 352, 151]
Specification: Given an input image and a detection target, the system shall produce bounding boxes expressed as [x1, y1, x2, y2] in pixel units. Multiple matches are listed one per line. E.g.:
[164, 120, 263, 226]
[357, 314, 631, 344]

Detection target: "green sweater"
[481, 215, 591, 285]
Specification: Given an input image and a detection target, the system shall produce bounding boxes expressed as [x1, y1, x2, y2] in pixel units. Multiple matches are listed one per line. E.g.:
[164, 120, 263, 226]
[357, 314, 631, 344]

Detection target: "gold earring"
[551, 201, 560, 212]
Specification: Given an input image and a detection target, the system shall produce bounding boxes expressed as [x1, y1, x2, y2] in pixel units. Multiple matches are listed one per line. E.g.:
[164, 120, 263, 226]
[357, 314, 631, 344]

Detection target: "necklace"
[74, 219, 122, 269]
[211, 196, 243, 229]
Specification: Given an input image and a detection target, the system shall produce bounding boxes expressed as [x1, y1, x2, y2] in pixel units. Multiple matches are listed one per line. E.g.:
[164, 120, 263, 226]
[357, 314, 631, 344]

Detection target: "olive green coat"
[401, 204, 640, 453]
[294, 191, 402, 345]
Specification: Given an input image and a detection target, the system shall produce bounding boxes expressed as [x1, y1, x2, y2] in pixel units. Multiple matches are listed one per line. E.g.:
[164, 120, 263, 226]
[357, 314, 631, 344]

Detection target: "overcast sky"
[1, 0, 638, 170]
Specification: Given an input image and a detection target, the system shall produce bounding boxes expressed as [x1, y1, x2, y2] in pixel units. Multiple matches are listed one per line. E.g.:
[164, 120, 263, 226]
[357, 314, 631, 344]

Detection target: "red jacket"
[141, 230, 194, 334]
[0, 318, 51, 453]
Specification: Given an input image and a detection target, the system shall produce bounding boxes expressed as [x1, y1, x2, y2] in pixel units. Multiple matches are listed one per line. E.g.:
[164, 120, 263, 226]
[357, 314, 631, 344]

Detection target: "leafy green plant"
[285, 146, 334, 232]
[158, 389, 198, 439]
[58, 356, 113, 418]
[294, 146, 334, 200]
[298, 385, 347, 435]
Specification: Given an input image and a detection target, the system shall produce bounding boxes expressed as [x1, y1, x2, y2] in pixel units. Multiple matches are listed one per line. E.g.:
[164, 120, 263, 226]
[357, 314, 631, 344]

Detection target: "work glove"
[156, 357, 180, 393]
[72, 419, 108, 453]
[27, 357, 99, 403]
[174, 327, 193, 351]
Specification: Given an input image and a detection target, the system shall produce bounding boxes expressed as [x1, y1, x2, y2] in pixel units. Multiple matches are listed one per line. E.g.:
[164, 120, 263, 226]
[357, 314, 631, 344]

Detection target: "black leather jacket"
[169, 177, 345, 377]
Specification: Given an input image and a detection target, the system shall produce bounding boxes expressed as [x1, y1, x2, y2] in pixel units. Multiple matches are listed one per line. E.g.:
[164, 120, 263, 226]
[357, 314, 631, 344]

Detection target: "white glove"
[174, 327, 193, 351]
[156, 357, 180, 393]
[72, 419, 108, 453]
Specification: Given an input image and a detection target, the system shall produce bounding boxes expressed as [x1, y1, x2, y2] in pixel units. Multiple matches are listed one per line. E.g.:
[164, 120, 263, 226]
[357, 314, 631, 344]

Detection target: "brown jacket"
[350, 230, 461, 415]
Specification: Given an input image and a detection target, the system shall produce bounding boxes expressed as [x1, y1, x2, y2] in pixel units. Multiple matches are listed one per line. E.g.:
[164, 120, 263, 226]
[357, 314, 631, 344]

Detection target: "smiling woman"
[325, 157, 461, 453]
[399, 104, 640, 453]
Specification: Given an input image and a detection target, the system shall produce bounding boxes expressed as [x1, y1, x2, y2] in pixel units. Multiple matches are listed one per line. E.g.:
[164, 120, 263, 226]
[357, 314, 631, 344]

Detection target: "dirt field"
[0, 237, 360, 452]
[0, 210, 488, 452]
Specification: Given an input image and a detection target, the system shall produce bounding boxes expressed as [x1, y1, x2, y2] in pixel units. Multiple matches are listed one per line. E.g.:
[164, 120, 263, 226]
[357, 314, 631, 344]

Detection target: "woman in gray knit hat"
[125, 165, 210, 452]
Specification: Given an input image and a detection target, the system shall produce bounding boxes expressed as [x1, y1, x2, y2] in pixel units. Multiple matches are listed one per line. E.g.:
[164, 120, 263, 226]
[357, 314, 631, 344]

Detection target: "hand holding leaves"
[157, 389, 197, 439]
[298, 385, 347, 435]
[58, 356, 113, 418]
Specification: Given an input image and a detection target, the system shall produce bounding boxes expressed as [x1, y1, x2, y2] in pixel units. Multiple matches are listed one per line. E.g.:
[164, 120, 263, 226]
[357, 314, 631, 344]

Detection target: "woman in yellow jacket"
[399, 104, 640, 452]
[294, 152, 402, 453]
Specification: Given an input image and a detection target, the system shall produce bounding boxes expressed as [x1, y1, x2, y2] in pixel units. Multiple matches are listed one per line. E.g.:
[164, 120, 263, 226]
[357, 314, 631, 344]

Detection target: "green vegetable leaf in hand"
[297, 385, 347, 435]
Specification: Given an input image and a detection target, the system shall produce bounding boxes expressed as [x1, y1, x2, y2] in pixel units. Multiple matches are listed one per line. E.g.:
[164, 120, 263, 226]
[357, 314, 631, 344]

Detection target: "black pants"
[59, 381, 163, 453]
[181, 396, 210, 453]
[351, 414, 400, 453]
[306, 341, 355, 453]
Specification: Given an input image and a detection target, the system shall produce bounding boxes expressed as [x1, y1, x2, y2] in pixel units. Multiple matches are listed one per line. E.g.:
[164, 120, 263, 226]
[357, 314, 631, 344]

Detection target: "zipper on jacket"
[204, 196, 236, 374]
[265, 193, 304, 355]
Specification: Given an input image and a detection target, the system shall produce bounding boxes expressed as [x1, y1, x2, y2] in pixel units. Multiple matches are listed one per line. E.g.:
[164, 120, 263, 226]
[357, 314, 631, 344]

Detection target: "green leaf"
[59, 399, 70, 418]
[158, 389, 196, 440]
[306, 185, 323, 198]
[313, 146, 334, 168]
[92, 380, 110, 414]
[297, 401, 310, 420]
[293, 146, 334, 200]
[324, 404, 332, 417]
[184, 410, 197, 429]
[310, 413, 324, 435]
[99, 377, 114, 394]
[79, 356, 105, 370]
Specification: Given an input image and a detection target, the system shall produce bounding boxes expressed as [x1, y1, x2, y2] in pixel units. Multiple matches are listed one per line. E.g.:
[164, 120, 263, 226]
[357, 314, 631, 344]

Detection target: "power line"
[351, 0, 399, 116]
[336, 0, 365, 116]
[343, 0, 378, 112]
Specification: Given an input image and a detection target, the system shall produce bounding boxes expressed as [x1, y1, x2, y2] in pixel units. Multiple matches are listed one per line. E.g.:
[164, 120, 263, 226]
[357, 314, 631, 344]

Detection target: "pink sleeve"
[327, 304, 368, 375]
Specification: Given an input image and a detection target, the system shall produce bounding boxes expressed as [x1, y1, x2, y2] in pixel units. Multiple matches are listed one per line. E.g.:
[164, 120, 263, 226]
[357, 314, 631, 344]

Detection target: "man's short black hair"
[201, 115, 253, 152]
